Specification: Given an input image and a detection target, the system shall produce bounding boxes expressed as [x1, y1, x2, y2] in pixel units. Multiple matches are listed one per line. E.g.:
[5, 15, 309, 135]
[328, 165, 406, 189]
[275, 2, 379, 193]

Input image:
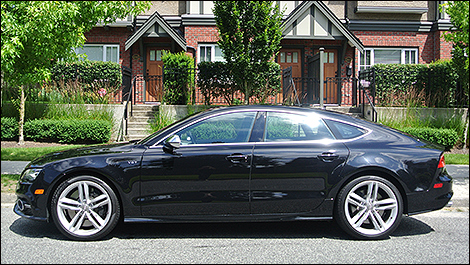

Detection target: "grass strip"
[1, 145, 87, 161]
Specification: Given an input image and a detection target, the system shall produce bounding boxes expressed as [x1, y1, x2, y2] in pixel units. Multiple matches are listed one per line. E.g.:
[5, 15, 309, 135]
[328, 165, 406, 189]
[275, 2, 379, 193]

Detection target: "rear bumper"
[407, 172, 453, 215]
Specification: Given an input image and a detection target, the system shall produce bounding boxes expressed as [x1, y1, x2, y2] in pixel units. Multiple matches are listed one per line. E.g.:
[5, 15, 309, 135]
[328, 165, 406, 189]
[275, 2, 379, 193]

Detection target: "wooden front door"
[278, 49, 302, 103]
[145, 48, 164, 102]
[323, 49, 338, 104]
[278, 49, 301, 78]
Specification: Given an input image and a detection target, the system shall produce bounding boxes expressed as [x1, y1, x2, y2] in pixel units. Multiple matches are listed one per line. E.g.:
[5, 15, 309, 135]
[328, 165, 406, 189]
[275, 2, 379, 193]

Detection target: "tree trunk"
[18, 85, 25, 145]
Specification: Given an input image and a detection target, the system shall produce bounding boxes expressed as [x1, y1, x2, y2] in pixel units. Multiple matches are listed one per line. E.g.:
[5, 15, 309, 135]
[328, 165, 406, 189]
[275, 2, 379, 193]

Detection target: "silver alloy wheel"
[344, 180, 399, 236]
[56, 180, 112, 237]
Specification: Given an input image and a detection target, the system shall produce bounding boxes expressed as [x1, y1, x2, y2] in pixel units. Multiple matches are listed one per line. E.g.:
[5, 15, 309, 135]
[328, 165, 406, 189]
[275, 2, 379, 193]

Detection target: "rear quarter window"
[324, 119, 368, 140]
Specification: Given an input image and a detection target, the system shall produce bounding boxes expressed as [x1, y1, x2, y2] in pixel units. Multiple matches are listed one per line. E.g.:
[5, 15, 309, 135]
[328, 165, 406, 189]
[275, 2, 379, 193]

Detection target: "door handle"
[318, 152, 339, 161]
[226, 154, 249, 163]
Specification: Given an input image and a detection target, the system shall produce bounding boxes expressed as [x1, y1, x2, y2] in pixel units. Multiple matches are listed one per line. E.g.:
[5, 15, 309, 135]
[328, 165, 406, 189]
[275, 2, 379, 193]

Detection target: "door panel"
[139, 111, 258, 216]
[250, 111, 349, 214]
[140, 145, 254, 216]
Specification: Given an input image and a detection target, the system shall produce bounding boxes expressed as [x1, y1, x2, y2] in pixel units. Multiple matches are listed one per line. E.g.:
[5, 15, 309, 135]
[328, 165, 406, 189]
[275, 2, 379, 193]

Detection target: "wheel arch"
[46, 169, 125, 222]
[332, 167, 409, 215]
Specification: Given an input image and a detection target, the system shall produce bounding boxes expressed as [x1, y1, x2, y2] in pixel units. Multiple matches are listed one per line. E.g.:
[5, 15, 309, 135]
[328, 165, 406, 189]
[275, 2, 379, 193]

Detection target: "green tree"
[1, 1, 151, 145]
[213, 1, 284, 104]
[440, 1, 469, 102]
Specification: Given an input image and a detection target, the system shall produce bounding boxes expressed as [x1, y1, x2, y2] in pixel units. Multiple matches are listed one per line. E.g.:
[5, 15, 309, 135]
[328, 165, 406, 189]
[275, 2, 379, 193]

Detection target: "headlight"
[21, 168, 42, 182]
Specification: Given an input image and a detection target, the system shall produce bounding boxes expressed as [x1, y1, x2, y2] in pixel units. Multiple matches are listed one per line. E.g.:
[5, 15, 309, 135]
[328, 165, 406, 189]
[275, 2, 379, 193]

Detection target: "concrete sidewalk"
[1, 161, 468, 207]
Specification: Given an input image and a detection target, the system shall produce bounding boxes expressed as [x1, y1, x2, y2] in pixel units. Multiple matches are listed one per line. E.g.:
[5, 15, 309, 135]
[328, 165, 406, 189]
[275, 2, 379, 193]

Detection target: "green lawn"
[1, 145, 88, 161]
[444, 153, 469, 165]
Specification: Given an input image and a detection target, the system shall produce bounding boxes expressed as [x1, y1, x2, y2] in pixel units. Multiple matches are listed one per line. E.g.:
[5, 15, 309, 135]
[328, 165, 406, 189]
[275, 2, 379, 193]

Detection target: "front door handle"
[318, 152, 339, 162]
[226, 154, 249, 163]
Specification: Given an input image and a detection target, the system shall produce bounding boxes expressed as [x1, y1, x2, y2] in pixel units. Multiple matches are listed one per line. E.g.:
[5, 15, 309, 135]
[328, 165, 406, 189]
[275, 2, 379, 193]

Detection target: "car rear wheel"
[335, 176, 403, 240]
[51, 175, 120, 241]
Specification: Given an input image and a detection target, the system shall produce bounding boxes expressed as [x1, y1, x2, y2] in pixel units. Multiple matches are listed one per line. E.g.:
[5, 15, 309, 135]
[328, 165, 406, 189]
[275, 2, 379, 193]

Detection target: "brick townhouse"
[79, 1, 454, 106]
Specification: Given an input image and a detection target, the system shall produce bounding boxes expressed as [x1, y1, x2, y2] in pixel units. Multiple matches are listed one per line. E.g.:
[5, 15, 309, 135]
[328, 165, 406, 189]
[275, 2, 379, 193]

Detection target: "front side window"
[264, 112, 334, 142]
[359, 48, 418, 71]
[75, 44, 120, 63]
[176, 112, 256, 145]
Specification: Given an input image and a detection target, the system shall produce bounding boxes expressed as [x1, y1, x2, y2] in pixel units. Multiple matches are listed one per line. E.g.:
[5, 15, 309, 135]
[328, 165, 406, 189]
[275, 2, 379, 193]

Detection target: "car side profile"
[14, 105, 453, 240]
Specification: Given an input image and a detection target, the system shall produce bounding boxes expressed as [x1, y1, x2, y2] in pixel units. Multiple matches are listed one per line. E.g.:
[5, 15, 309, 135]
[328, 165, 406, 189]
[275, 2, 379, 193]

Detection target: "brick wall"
[84, 27, 133, 68]
[184, 25, 220, 53]
[353, 30, 453, 64]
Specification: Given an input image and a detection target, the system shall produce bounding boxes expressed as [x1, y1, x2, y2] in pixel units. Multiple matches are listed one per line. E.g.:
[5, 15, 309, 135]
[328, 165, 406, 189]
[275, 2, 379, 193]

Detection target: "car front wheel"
[335, 176, 403, 240]
[51, 175, 120, 241]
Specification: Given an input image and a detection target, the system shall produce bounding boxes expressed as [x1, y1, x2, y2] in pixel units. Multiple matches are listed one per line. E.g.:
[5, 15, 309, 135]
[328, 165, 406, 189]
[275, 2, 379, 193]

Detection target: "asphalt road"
[2, 161, 468, 263]
[1, 205, 468, 264]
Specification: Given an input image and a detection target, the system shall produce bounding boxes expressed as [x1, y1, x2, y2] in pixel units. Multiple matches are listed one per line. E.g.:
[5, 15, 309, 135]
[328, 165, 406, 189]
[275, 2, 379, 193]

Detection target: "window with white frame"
[437, 1, 450, 20]
[359, 48, 418, 71]
[75, 44, 120, 63]
[198, 44, 225, 63]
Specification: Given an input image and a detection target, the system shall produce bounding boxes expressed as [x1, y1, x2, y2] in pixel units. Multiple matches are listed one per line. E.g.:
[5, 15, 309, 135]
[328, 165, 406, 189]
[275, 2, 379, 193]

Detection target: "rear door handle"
[318, 152, 339, 161]
[226, 154, 249, 163]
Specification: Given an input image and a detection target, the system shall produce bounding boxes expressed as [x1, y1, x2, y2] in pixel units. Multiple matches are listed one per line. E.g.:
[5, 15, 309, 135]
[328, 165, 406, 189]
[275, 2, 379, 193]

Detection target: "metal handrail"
[116, 76, 136, 142]
[360, 85, 377, 122]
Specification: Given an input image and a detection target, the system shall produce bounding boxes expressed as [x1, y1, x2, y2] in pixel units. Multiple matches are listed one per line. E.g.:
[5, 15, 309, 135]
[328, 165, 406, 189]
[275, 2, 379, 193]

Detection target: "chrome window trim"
[150, 109, 261, 148]
[322, 117, 372, 142]
[148, 109, 373, 149]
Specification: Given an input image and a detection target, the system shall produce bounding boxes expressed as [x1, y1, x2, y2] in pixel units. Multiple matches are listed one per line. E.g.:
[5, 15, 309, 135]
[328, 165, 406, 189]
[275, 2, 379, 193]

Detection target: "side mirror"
[164, 135, 181, 152]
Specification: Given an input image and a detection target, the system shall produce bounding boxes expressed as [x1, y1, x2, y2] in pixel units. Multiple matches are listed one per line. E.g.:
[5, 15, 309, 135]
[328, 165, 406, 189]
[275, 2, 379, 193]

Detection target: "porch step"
[126, 105, 160, 141]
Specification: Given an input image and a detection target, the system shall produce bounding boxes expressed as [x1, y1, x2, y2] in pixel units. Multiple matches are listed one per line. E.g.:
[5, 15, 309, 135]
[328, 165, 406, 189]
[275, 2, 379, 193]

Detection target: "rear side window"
[264, 112, 334, 142]
[324, 119, 368, 140]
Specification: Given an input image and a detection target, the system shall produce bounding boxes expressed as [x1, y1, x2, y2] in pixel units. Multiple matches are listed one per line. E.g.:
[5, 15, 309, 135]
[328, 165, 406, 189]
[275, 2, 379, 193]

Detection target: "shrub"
[401, 127, 458, 150]
[197, 61, 235, 105]
[162, 51, 195, 105]
[1, 117, 18, 140]
[149, 111, 175, 133]
[24, 119, 112, 144]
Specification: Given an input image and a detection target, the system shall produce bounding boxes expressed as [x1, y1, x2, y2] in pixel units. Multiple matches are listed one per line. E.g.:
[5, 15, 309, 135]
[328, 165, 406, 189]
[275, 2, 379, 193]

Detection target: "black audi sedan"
[14, 105, 453, 240]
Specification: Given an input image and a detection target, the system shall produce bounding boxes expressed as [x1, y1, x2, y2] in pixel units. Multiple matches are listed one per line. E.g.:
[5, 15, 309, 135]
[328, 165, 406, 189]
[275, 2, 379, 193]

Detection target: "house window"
[359, 48, 418, 71]
[198, 44, 225, 63]
[75, 44, 120, 63]
[437, 1, 450, 20]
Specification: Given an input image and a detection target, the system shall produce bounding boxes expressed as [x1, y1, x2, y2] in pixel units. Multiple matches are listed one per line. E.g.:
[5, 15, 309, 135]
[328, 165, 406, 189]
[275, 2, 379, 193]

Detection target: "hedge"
[371, 61, 460, 108]
[50, 60, 122, 91]
[401, 127, 458, 150]
[1, 117, 18, 140]
[22, 119, 113, 144]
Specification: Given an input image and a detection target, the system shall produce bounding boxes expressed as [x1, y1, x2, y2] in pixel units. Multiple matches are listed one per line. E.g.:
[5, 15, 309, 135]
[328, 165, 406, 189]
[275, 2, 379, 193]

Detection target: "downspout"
[186, 46, 196, 68]
[186, 46, 197, 104]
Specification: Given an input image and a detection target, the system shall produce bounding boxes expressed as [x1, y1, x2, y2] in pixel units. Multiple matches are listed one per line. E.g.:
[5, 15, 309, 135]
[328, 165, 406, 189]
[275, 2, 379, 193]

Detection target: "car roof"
[204, 105, 360, 121]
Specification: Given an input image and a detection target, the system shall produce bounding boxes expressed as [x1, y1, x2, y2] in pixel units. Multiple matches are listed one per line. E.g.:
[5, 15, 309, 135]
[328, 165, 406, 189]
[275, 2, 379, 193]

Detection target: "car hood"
[28, 142, 140, 168]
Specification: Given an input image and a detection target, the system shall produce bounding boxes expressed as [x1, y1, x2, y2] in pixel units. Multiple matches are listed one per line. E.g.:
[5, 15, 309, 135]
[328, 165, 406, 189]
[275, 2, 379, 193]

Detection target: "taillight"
[438, 155, 445, 169]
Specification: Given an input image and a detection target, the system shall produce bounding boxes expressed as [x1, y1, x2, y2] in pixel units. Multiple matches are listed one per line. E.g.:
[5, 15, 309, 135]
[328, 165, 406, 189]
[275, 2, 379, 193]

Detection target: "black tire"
[335, 176, 403, 240]
[51, 175, 120, 241]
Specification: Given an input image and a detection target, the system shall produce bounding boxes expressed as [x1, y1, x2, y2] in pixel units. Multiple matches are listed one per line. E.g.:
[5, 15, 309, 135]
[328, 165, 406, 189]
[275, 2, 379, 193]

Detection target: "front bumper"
[14, 181, 49, 222]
